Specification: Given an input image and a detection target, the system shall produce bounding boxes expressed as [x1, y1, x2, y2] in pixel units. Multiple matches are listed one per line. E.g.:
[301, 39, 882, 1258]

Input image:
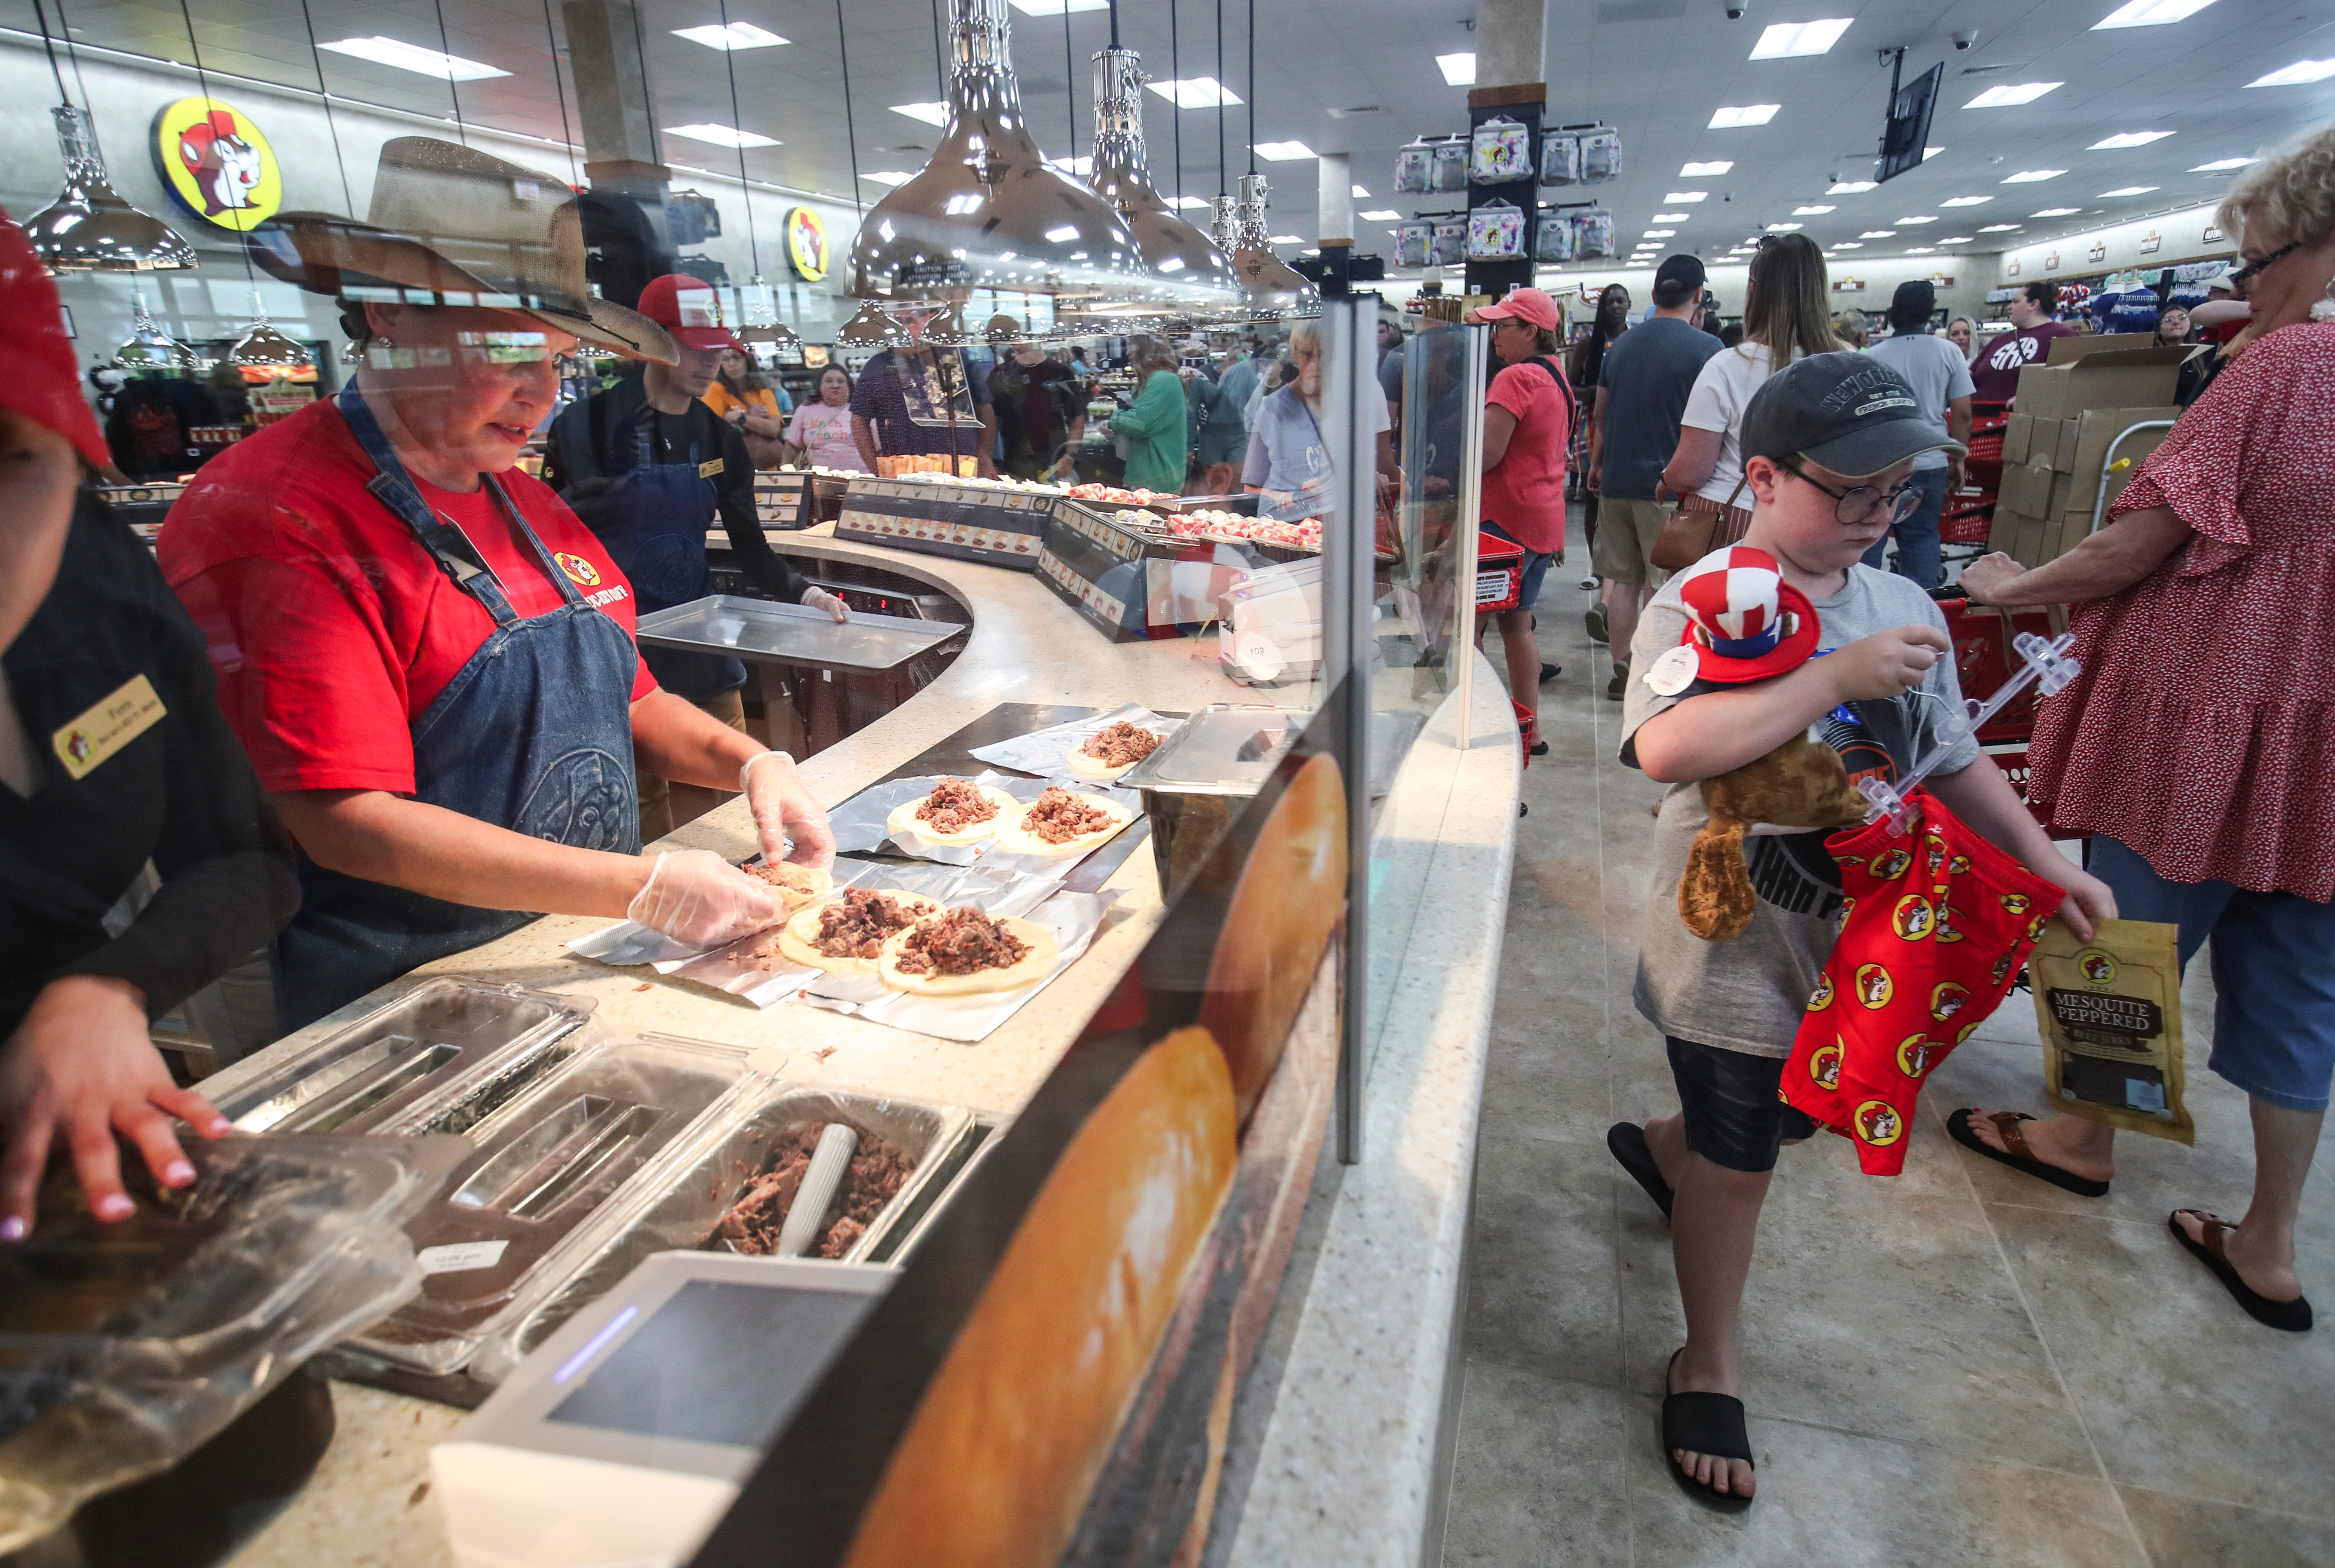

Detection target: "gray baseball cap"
[1742, 351, 1965, 478]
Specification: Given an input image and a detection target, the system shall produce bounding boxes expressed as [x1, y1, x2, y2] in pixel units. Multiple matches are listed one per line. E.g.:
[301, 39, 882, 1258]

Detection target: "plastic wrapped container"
[1540, 129, 1580, 187]
[1393, 220, 1431, 269]
[1429, 219, 1468, 268]
[1393, 141, 1432, 194]
[1469, 116, 1534, 184]
[0, 1134, 466, 1554]
[1581, 127, 1623, 183]
[1535, 209, 1577, 263]
[1430, 139, 1469, 193]
[1468, 200, 1526, 260]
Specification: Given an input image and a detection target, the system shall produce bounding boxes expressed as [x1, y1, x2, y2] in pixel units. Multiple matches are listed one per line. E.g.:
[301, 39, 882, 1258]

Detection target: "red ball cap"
[1467, 285, 1561, 331]
[635, 273, 742, 352]
[0, 208, 110, 470]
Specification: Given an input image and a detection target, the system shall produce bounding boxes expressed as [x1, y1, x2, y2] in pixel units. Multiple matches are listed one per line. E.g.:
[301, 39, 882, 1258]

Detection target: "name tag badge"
[698, 457, 725, 479]
[52, 674, 166, 781]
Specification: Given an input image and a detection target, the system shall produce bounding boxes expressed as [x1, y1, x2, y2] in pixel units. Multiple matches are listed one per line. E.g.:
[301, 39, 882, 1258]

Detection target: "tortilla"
[877, 911, 1062, 997]
[885, 783, 1023, 846]
[775, 890, 945, 976]
[991, 791, 1135, 860]
[746, 860, 834, 911]
[1064, 723, 1162, 781]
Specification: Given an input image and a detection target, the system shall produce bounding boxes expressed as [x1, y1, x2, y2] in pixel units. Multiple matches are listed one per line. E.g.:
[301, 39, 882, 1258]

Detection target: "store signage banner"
[149, 96, 281, 232]
[787, 206, 831, 282]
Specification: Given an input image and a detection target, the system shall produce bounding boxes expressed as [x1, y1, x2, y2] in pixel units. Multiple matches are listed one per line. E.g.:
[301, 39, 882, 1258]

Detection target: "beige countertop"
[210, 530, 1516, 1568]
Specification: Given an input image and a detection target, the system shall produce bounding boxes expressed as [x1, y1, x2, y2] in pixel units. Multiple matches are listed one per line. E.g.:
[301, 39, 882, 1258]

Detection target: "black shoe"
[1528, 739, 1549, 756]
[1585, 603, 1609, 644]
[1539, 662, 1561, 684]
[1607, 663, 1629, 701]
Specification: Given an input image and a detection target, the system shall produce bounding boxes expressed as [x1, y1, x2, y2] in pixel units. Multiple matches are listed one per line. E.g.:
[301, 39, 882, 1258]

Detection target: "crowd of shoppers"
[1858, 279, 1972, 589]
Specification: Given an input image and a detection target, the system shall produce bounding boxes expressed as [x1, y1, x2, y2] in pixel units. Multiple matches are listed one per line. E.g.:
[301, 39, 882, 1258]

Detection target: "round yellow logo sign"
[1930, 981, 1970, 1021]
[1854, 1099, 1905, 1146]
[151, 97, 281, 232]
[785, 206, 829, 282]
[1891, 893, 1935, 942]
[2078, 949, 2118, 984]
[554, 551, 601, 587]
[1896, 1034, 1941, 1079]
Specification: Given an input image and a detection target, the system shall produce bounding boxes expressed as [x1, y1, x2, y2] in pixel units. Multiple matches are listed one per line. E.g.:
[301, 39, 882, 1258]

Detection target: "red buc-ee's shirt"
[1481, 361, 1572, 556]
[158, 397, 654, 799]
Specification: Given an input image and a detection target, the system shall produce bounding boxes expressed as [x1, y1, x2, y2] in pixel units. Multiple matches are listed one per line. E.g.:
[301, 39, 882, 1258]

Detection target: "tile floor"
[1443, 547, 2335, 1568]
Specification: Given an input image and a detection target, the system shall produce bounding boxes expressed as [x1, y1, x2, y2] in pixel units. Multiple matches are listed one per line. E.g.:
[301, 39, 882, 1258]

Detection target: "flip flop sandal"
[1946, 1109, 2111, 1198]
[2168, 1210, 2313, 1333]
[1661, 1350, 1754, 1513]
[1605, 1122, 1674, 1220]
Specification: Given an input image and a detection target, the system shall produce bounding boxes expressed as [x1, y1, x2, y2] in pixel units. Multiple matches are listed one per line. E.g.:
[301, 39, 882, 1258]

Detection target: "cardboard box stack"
[1987, 336, 2188, 567]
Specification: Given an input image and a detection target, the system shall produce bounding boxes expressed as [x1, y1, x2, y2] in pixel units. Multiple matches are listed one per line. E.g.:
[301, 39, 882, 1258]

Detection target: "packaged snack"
[1428, 219, 1468, 267]
[1534, 209, 1576, 263]
[1573, 206, 1615, 258]
[1393, 220, 1432, 269]
[1394, 141, 1433, 195]
[1580, 127, 1622, 183]
[2031, 917, 2194, 1143]
[1467, 199, 1525, 259]
[1540, 130, 1580, 187]
[1470, 116, 1534, 185]
[1430, 139, 1470, 193]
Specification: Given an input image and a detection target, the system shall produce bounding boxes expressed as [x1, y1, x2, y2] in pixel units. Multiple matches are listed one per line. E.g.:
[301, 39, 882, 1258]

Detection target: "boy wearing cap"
[1604, 354, 2114, 1510]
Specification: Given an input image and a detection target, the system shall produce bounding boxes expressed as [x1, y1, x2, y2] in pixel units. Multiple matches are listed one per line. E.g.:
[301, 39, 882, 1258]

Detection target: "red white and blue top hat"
[1673, 545, 1821, 684]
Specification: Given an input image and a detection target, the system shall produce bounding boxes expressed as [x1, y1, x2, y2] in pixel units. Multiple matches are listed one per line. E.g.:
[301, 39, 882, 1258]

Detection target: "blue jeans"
[1860, 466, 1948, 590]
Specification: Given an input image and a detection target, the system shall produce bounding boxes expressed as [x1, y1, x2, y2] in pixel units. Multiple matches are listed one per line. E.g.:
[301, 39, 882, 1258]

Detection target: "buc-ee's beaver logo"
[1931, 981, 1970, 1020]
[1809, 1040, 1844, 1092]
[1896, 1033, 1943, 1078]
[1992, 952, 2016, 986]
[1949, 853, 1972, 876]
[1892, 894, 1935, 941]
[1935, 907, 1966, 943]
[2079, 949, 2118, 984]
[2000, 891, 2032, 915]
[554, 552, 602, 587]
[1807, 973, 1835, 1012]
[1855, 963, 1894, 1008]
[2029, 912, 2052, 941]
[1924, 833, 1948, 876]
[1854, 1099, 1905, 1146]
[1873, 848, 1914, 881]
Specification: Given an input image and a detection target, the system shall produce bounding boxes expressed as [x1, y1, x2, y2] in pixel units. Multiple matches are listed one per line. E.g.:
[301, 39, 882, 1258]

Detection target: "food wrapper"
[966, 703, 1185, 783]
[801, 888, 1118, 1043]
[1540, 129, 1580, 187]
[2031, 917, 2194, 1143]
[1470, 116, 1534, 184]
[830, 769, 1137, 879]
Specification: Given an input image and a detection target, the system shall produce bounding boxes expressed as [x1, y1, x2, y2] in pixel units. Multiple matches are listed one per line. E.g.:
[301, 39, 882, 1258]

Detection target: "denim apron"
[587, 420, 747, 701]
[274, 384, 642, 1032]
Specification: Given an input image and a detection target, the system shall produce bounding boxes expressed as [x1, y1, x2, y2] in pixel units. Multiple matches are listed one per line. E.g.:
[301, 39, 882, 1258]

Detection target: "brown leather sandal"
[1946, 1109, 2110, 1197]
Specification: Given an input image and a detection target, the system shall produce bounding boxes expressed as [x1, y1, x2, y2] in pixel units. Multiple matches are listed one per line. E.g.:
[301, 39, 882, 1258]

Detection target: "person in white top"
[1858, 280, 1973, 588]
[782, 364, 868, 472]
[1660, 234, 1844, 518]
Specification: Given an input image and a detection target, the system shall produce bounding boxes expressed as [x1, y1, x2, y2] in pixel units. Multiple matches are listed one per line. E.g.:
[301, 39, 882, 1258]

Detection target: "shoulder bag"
[1650, 472, 1753, 572]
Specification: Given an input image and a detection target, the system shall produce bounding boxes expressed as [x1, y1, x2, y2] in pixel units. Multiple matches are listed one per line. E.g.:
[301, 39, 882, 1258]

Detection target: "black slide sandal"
[1661, 1350, 1754, 1512]
[1606, 1123, 1674, 1220]
[2168, 1210, 2314, 1332]
[1946, 1108, 2111, 1198]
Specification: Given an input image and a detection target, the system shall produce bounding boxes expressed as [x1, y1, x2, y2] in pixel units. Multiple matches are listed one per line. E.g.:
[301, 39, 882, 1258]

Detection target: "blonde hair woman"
[1240, 322, 1398, 520]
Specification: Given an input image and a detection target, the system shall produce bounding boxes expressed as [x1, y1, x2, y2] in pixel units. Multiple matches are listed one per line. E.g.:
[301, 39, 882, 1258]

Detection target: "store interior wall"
[1992, 200, 2226, 285]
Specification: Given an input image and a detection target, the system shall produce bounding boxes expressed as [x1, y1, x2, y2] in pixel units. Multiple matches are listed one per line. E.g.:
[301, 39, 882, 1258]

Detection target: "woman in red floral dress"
[1948, 122, 2335, 1333]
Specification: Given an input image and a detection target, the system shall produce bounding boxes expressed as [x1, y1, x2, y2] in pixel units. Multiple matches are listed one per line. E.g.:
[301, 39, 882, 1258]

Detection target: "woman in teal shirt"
[1109, 339, 1190, 494]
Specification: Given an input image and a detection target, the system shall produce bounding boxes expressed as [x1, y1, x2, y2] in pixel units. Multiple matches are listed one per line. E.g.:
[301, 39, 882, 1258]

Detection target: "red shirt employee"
[160, 137, 834, 1032]
[1467, 286, 1576, 739]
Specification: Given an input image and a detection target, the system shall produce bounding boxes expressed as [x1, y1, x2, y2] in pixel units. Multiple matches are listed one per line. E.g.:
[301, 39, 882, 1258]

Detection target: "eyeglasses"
[1781, 462, 1922, 527]
[2227, 241, 2297, 288]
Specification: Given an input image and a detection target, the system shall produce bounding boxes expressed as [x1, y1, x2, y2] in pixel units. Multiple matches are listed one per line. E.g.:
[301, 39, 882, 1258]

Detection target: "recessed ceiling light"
[1764, 222, 1803, 231]
[1709, 104, 1782, 129]
[672, 21, 788, 49]
[1145, 77, 1242, 108]
[2099, 185, 2160, 197]
[1794, 204, 1836, 215]
[317, 36, 507, 79]
[1749, 18, 1853, 58]
[1827, 180, 1878, 193]
[1360, 208, 1402, 221]
[864, 171, 914, 186]
[2091, 131, 2175, 149]
[1896, 215, 1937, 224]
[1906, 245, 1936, 253]
[2094, 0, 2219, 27]
[1252, 141, 1316, 161]
[2001, 169, 2066, 183]
[890, 102, 948, 126]
[1008, 0, 1108, 13]
[1940, 196, 1991, 207]
[1269, 234, 1303, 244]
[666, 123, 778, 149]
[1644, 229, 1678, 237]
[2032, 206, 2082, 216]
[1939, 236, 1974, 243]
[1351, 184, 1372, 198]
[1964, 82, 2062, 108]
[1860, 230, 1896, 238]
[1682, 161, 1734, 177]
[1436, 52, 1477, 86]
[1653, 213, 1692, 224]
[1664, 191, 1709, 203]
[1044, 224, 1082, 243]
[2189, 156, 2255, 172]
[1831, 241, 1863, 248]
[1165, 195, 1212, 209]
[2248, 59, 2335, 88]
[1979, 223, 2022, 232]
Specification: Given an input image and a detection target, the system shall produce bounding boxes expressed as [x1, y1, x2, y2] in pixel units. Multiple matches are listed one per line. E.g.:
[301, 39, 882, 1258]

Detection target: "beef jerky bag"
[2031, 916, 2193, 1143]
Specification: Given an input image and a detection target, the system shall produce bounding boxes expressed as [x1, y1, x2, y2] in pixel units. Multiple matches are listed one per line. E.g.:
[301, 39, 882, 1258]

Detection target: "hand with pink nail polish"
[0, 975, 230, 1240]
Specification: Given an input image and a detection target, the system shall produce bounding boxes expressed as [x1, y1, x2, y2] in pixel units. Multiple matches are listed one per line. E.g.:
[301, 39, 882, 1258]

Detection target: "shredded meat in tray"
[893, 908, 1031, 977]
[713, 1124, 917, 1259]
[914, 777, 998, 835]
[1079, 721, 1161, 768]
[813, 889, 920, 959]
[1022, 786, 1115, 845]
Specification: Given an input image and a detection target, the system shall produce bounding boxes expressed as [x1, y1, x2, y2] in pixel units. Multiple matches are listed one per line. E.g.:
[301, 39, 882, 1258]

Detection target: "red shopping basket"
[1476, 533, 1525, 614]
[1989, 747, 2086, 842]
[1945, 602, 2059, 744]
[1940, 488, 1996, 546]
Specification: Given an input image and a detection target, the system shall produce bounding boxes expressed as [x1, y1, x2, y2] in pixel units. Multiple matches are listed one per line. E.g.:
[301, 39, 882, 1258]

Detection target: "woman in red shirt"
[1469, 288, 1575, 748]
[1948, 126, 2335, 1332]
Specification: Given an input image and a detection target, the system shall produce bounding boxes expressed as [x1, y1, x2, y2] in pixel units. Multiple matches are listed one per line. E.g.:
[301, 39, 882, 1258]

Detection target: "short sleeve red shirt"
[158, 396, 653, 798]
[1482, 361, 1572, 555]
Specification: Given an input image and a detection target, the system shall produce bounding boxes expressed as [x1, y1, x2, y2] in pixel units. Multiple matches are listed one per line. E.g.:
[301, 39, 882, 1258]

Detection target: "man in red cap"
[1465, 286, 1576, 749]
[545, 274, 846, 839]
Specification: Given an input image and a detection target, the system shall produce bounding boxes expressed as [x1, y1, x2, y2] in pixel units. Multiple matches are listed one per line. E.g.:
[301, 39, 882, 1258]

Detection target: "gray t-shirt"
[1863, 332, 1974, 472]
[1595, 316, 1724, 500]
[1618, 564, 1981, 1057]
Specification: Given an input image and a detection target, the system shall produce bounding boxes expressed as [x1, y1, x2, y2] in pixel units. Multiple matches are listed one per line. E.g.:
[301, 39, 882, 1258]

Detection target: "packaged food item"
[1393, 220, 1431, 268]
[1580, 126, 1623, 183]
[1430, 138, 1469, 193]
[1393, 141, 1433, 195]
[1534, 209, 1576, 263]
[1573, 206, 1616, 258]
[1429, 218, 1468, 267]
[1467, 199, 1526, 260]
[1470, 116, 1534, 184]
[1540, 129, 1580, 187]
[2031, 917, 2194, 1142]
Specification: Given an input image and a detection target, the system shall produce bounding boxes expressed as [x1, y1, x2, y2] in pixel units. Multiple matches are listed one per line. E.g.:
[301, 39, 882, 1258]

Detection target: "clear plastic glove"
[800, 585, 850, 623]
[739, 750, 836, 869]
[626, 850, 781, 948]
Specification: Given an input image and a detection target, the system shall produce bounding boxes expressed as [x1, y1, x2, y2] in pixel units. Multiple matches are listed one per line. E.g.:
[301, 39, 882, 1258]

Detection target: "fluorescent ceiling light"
[666, 123, 777, 149]
[1793, 204, 1835, 215]
[1436, 52, 1477, 86]
[1896, 215, 1937, 224]
[864, 171, 914, 186]
[2248, 59, 2335, 87]
[1665, 193, 1709, 207]
[2032, 206, 2082, 216]
[317, 36, 507, 79]
[1269, 234, 1302, 244]
[1906, 246, 1936, 253]
[2091, 131, 2175, 149]
[1827, 180, 1878, 193]
[2094, 0, 2219, 25]
[1750, 18, 1853, 58]
[1979, 223, 2022, 231]
[1009, 0, 1108, 14]
[1830, 241, 1863, 248]
[890, 102, 948, 126]
[2190, 156, 2255, 172]
[1681, 161, 1734, 176]
[1925, 146, 1945, 159]
[1653, 213, 1692, 223]
[2099, 185, 2159, 196]
[2001, 169, 2065, 183]
[1964, 82, 2062, 108]
[1252, 141, 1316, 161]
[1709, 104, 1781, 129]
[672, 21, 787, 49]
[1941, 196, 1990, 207]
[1360, 208, 1402, 221]
[1939, 236, 1973, 243]
[1165, 195, 1212, 209]
[1043, 225, 1081, 243]
[1860, 229, 1896, 238]
[1643, 229, 1677, 238]
[1352, 184, 1372, 197]
[1145, 77, 1242, 107]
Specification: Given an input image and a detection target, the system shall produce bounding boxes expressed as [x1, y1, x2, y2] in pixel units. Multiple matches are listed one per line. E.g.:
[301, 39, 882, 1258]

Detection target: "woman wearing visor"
[162, 138, 832, 1033]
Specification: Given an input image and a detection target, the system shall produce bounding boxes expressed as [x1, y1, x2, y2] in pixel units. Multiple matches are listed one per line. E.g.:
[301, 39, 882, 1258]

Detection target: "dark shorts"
[1666, 1036, 1820, 1174]
[1483, 520, 1553, 611]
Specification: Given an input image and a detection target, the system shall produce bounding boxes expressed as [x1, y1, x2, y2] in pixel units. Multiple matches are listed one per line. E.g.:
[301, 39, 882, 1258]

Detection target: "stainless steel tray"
[1116, 702, 1305, 797]
[633, 594, 964, 673]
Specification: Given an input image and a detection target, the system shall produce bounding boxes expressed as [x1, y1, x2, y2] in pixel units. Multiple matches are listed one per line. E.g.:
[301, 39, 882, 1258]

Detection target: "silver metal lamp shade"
[848, 0, 1164, 312]
[227, 297, 310, 372]
[26, 107, 197, 274]
[835, 299, 913, 351]
[1085, 45, 1241, 320]
[1229, 172, 1318, 322]
[113, 296, 202, 372]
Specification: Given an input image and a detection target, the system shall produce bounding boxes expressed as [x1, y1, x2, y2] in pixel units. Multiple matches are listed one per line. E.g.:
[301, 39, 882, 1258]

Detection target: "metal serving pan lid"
[634, 594, 964, 673]
[1114, 702, 1308, 796]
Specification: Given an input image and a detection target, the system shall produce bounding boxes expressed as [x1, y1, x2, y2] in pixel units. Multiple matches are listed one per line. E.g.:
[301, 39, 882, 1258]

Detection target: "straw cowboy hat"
[248, 135, 677, 363]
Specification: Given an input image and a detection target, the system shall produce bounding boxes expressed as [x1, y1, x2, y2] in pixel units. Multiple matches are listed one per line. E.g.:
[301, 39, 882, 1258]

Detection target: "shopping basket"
[1940, 488, 1997, 546]
[1988, 746, 2086, 842]
[1944, 602, 2061, 745]
[1476, 533, 1525, 615]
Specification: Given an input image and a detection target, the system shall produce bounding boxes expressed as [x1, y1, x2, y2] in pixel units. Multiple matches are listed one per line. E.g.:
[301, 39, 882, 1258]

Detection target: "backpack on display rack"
[1429, 218, 1469, 267]
[1430, 138, 1470, 192]
[1580, 127, 1623, 183]
[1467, 200, 1527, 259]
[1573, 207, 1615, 257]
[1540, 129, 1580, 187]
[1534, 208, 1576, 263]
[1470, 117, 1536, 185]
[1394, 140, 1434, 194]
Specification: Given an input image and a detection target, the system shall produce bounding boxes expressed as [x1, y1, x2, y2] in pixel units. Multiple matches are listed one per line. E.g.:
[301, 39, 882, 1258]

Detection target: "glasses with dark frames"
[2227, 241, 2298, 288]
[1780, 462, 1922, 527]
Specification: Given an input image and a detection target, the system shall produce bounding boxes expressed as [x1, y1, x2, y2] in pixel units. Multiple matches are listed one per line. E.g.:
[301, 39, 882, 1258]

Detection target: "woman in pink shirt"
[784, 365, 867, 472]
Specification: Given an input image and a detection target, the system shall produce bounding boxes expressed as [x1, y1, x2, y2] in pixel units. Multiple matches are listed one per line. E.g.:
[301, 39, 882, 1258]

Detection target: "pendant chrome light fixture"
[26, 102, 197, 275]
[1084, 2, 1240, 322]
[114, 294, 203, 372]
[835, 299, 914, 350]
[1227, 0, 1316, 321]
[226, 298, 310, 372]
[848, 0, 1161, 314]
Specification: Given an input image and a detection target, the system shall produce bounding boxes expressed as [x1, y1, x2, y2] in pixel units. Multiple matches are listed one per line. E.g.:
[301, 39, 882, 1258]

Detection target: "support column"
[1465, 0, 1546, 300]
[562, 0, 675, 306]
[1316, 152, 1353, 246]
[1474, 0, 1545, 90]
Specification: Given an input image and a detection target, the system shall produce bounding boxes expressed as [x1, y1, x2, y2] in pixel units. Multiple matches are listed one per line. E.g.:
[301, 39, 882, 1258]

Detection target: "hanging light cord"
[431, 0, 469, 146]
[718, 0, 762, 282]
[301, 0, 358, 214]
[1245, 0, 1256, 175]
[1063, 5, 1077, 166]
[538, 0, 580, 188]
[178, 0, 264, 295]
[1169, 0, 1181, 202]
[30, 0, 71, 106]
[835, 0, 865, 216]
[1214, 0, 1225, 197]
[50, 0, 103, 160]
